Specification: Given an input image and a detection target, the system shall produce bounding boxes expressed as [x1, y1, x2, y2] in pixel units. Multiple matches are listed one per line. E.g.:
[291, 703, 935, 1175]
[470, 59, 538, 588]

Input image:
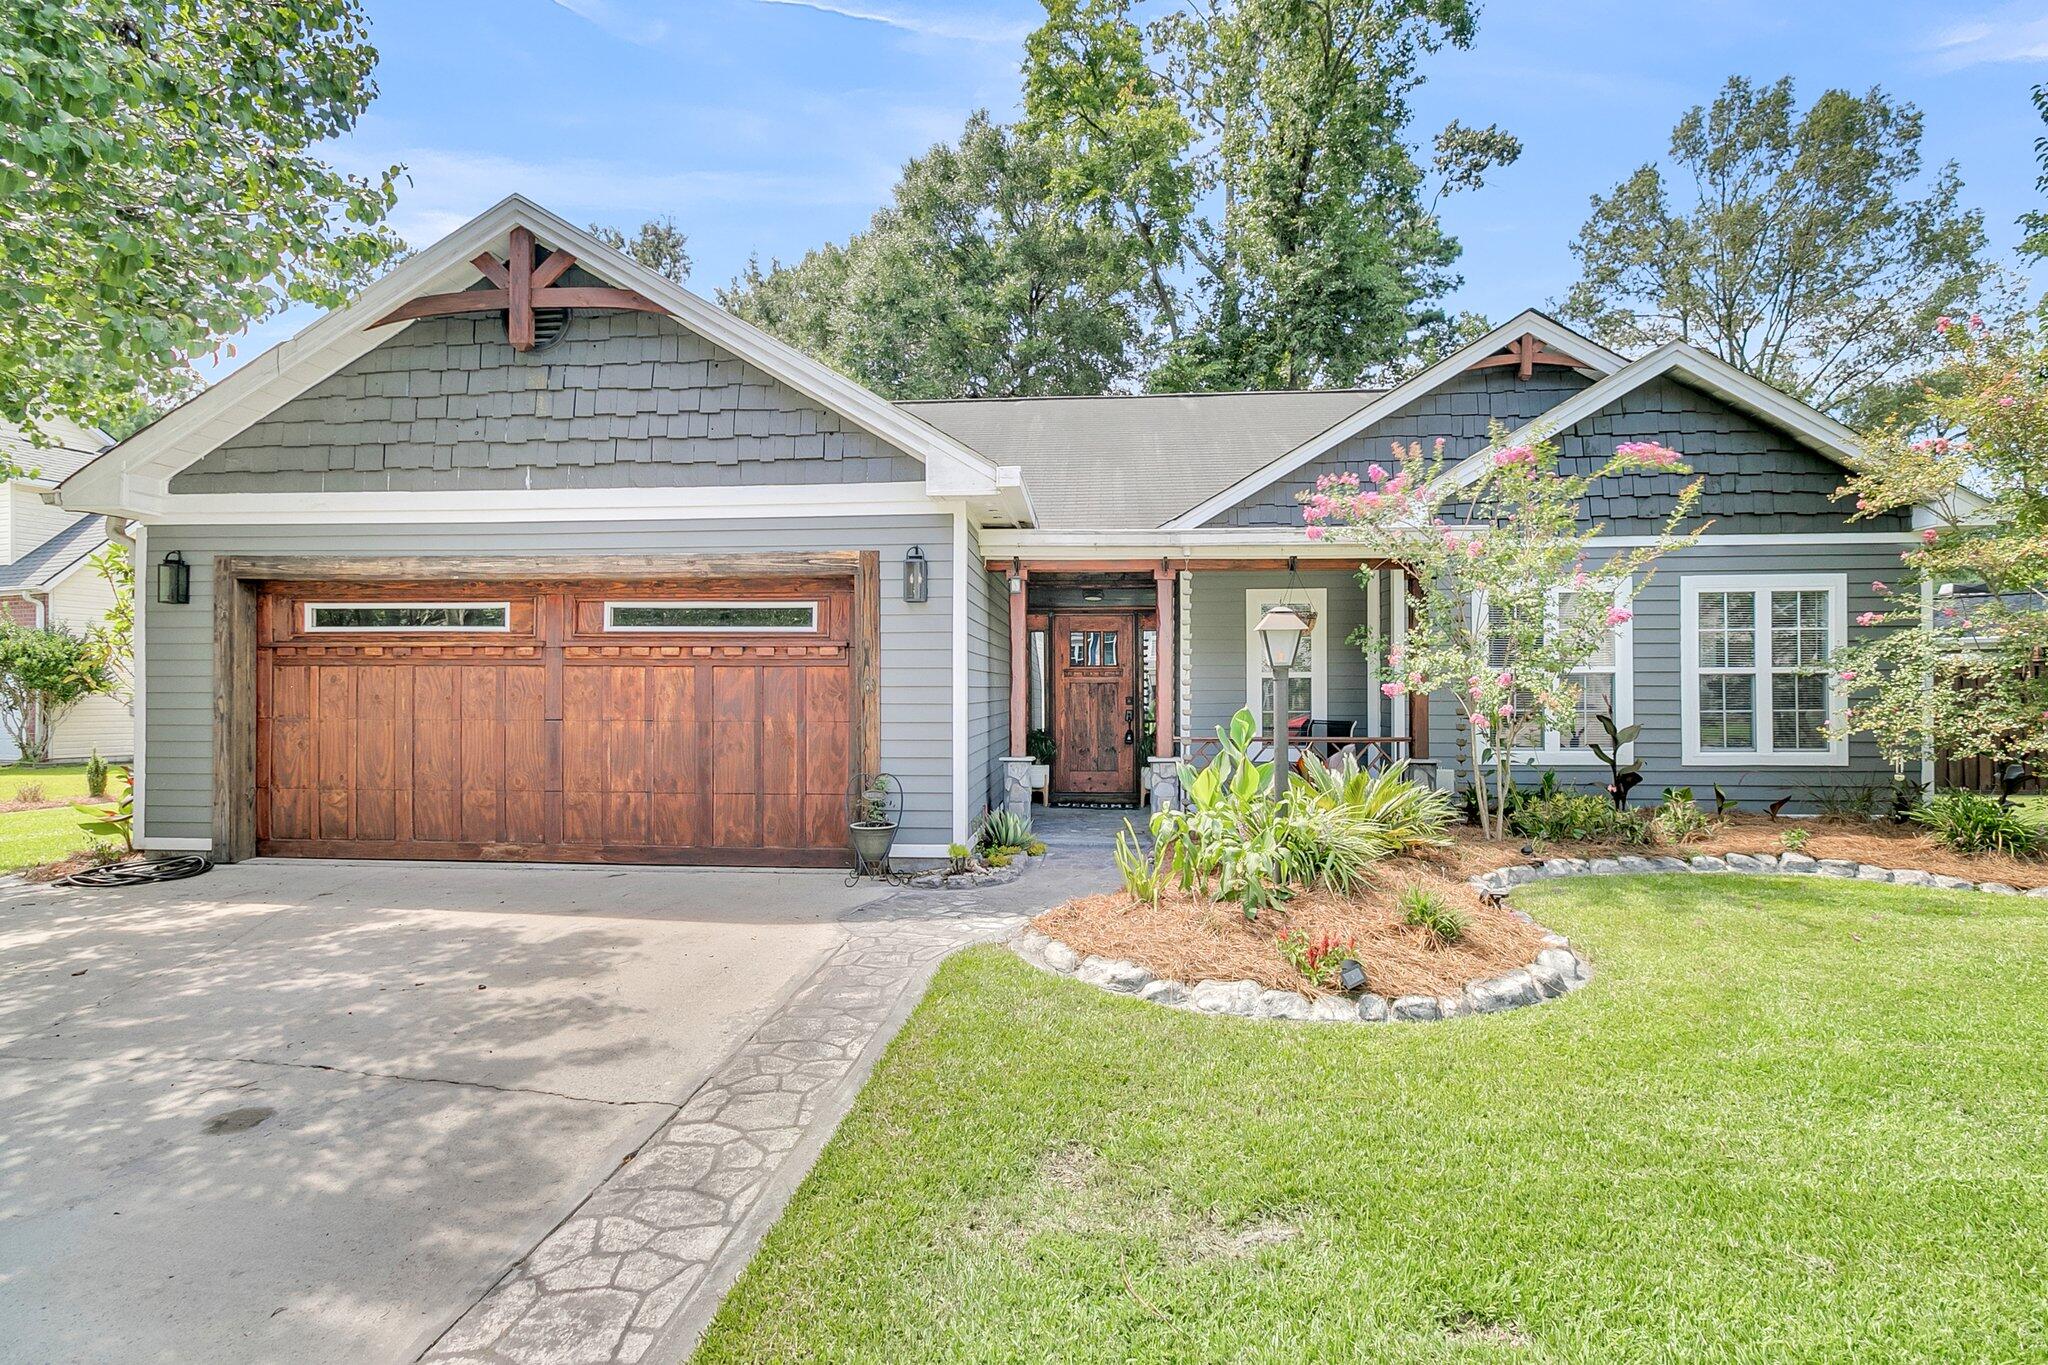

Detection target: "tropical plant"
[1651, 792, 1714, 845]
[1277, 928, 1357, 990]
[84, 748, 108, 799]
[1309, 428, 1701, 839]
[1910, 790, 2044, 857]
[1292, 753, 1455, 851]
[72, 765, 132, 853]
[1025, 729, 1057, 766]
[1508, 792, 1651, 846]
[0, 623, 114, 763]
[978, 808, 1034, 852]
[1113, 820, 1167, 906]
[1590, 711, 1643, 810]
[1398, 885, 1467, 945]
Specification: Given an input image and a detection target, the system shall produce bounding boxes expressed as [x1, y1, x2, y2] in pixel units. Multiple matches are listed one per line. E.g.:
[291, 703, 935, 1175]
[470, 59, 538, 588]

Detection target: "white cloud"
[550, 0, 669, 45]
[1927, 7, 2048, 69]
[753, 0, 1031, 45]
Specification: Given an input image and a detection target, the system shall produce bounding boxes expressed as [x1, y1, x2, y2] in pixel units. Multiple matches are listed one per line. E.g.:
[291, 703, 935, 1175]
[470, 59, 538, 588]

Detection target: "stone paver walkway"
[421, 831, 1119, 1365]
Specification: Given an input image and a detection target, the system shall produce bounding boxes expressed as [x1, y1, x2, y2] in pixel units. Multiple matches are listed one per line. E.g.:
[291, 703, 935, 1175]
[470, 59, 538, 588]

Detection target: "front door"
[1049, 611, 1138, 802]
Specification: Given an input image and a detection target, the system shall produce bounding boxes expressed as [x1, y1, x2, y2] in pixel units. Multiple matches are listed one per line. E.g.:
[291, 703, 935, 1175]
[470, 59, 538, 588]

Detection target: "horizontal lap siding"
[1427, 540, 1912, 807]
[965, 524, 1010, 817]
[1186, 571, 1377, 739]
[140, 514, 957, 850]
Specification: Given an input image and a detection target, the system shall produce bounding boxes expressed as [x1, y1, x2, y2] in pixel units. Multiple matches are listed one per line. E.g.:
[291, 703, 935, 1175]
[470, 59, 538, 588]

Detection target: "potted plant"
[849, 774, 899, 869]
[1025, 729, 1055, 796]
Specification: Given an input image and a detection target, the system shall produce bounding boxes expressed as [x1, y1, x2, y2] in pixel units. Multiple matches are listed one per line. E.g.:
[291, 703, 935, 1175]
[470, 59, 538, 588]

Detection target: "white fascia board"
[118, 480, 943, 526]
[1162, 309, 1625, 530]
[59, 193, 1020, 517]
[979, 527, 1925, 561]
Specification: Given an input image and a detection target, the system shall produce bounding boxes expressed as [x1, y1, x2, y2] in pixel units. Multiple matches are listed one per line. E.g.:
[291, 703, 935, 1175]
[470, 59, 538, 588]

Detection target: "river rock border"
[1010, 850, 2048, 1023]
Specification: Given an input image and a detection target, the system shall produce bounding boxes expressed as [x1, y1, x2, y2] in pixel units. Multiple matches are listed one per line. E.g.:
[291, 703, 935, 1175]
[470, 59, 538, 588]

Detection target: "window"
[603, 601, 817, 632]
[1244, 587, 1328, 726]
[1065, 630, 1119, 667]
[1681, 575, 1847, 766]
[1478, 582, 1633, 765]
[304, 602, 509, 632]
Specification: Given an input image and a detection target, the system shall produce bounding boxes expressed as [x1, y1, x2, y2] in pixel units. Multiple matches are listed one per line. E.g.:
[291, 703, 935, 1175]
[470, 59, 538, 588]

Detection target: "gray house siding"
[1186, 569, 1386, 739]
[1214, 368, 1593, 527]
[1425, 538, 1914, 808]
[138, 514, 959, 850]
[170, 311, 925, 495]
[965, 527, 1011, 820]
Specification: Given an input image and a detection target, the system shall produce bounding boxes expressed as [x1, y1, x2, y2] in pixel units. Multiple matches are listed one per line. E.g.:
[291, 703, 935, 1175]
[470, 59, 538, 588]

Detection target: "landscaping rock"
[1616, 855, 1656, 875]
[1388, 994, 1441, 1022]
[1139, 979, 1189, 1008]
[1355, 994, 1389, 1022]
[1589, 858, 1623, 876]
[1527, 957, 1569, 998]
[2028, 887, 2048, 899]
[1189, 979, 1260, 1016]
[1436, 995, 1468, 1020]
[1466, 971, 1540, 1013]
[1778, 852, 1817, 874]
[1544, 857, 1590, 877]
[1308, 995, 1358, 1023]
[1498, 864, 1541, 887]
[1931, 874, 1977, 892]
[1534, 947, 1579, 978]
[1042, 940, 1079, 973]
[1647, 856, 1693, 873]
[1815, 859, 1859, 878]
[1724, 853, 1771, 873]
[1855, 865, 1895, 882]
[1254, 989, 1313, 1021]
[1891, 869, 1935, 887]
[1078, 957, 1152, 992]
[1510, 908, 1535, 924]
[1688, 855, 1727, 872]
[1540, 932, 1569, 949]
[1977, 882, 2020, 895]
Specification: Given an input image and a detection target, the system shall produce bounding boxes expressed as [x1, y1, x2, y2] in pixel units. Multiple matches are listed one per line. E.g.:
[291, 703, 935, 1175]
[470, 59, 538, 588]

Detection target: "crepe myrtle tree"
[1829, 313, 2048, 783]
[1302, 427, 1703, 839]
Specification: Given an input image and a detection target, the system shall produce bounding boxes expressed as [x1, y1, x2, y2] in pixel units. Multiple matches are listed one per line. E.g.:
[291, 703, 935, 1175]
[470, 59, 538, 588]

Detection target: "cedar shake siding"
[170, 312, 925, 495]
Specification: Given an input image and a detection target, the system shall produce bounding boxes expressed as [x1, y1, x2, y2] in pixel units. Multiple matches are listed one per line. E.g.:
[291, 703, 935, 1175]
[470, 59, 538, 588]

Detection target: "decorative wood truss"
[1466, 331, 1593, 381]
[369, 227, 669, 350]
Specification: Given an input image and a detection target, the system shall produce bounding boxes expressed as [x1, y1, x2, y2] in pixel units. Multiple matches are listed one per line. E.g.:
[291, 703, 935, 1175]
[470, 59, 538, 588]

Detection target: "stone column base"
[998, 757, 1036, 822]
[1146, 757, 1181, 812]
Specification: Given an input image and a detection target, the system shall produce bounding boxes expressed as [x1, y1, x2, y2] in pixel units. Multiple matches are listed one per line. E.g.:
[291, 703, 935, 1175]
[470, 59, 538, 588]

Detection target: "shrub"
[15, 781, 43, 804]
[1277, 928, 1356, 989]
[1508, 791, 1650, 845]
[978, 808, 1033, 852]
[1779, 826, 1812, 854]
[1911, 791, 2045, 857]
[1651, 792, 1714, 845]
[85, 749, 109, 798]
[1399, 885, 1467, 945]
[0, 624, 115, 764]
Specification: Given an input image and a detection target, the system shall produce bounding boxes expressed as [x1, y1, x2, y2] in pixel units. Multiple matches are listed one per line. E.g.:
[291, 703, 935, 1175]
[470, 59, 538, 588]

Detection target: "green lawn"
[0, 761, 96, 803]
[697, 875, 2048, 1362]
[0, 804, 94, 870]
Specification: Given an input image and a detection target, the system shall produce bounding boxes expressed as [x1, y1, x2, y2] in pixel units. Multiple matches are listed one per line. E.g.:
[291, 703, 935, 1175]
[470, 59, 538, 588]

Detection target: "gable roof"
[1164, 310, 1626, 529]
[58, 194, 1032, 525]
[0, 512, 108, 592]
[903, 389, 1381, 530]
[2, 416, 109, 487]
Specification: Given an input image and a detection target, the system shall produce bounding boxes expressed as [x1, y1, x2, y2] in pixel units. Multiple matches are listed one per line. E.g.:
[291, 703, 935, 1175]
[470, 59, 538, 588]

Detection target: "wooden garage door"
[254, 578, 856, 866]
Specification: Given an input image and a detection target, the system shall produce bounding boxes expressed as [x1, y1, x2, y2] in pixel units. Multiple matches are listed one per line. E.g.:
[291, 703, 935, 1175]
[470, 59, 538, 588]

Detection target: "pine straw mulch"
[17, 851, 129, 884]
[1032, 852, 1548, 999]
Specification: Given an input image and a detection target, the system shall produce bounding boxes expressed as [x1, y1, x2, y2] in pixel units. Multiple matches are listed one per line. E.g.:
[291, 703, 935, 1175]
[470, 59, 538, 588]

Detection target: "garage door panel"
[501, 668, 549, 845]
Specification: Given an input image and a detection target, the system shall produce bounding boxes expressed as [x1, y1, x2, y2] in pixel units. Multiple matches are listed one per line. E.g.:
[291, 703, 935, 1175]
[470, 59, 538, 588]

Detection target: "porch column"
[1153, 562, 1175, 759]
[1008, 562, 1029, 756]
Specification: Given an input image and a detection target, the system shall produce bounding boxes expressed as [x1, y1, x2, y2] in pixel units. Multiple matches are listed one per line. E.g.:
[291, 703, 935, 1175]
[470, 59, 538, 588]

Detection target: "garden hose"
[54, 854, 213, 888]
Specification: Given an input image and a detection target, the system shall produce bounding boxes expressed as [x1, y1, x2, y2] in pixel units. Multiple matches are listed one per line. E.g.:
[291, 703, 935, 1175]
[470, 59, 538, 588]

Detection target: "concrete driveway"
[0, 859, 885, 1364]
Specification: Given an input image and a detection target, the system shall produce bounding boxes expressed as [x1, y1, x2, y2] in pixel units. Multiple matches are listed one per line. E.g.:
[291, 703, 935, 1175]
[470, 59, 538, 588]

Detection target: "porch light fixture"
[1254, 602, 1318, 797]
[903, 546, 929, 603]
[156, 550, 190, 605]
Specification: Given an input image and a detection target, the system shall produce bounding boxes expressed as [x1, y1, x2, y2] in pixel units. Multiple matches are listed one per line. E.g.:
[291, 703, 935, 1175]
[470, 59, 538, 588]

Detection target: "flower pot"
[849, 820, 898, 866]
[1027, 763, 1050, 792]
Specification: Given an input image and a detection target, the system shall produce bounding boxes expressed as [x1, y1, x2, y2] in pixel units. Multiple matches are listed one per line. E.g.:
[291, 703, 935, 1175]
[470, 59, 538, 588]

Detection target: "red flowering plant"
[1277, 927, 1357, 989]
[1303, 424, 1703, 840]
[1830, 314, 2048, 785]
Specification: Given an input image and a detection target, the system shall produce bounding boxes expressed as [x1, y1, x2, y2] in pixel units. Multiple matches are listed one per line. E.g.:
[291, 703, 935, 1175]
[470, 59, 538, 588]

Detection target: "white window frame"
[1243, 587, 1329, 723]
[602, 599, 819, 633]
[1680, 573, 1849, 767]
[303, 601, 511, 633]
[1474, 581, 1635, 767]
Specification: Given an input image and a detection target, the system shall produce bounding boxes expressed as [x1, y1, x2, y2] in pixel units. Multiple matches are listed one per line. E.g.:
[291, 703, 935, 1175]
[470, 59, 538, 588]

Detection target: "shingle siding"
[170, 312, 925, 494]
[138, 514, 958, 850]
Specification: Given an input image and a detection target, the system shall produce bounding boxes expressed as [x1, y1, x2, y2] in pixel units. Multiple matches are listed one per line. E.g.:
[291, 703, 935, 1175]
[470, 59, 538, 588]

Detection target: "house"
[54, 195, 1957, 867]
[0, 415, 131, 764]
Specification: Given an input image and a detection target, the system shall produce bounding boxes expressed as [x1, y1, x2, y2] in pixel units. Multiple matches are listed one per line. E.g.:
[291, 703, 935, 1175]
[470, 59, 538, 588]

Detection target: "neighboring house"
[54, 195, 1965, 867]
[0, 416, 130, 764]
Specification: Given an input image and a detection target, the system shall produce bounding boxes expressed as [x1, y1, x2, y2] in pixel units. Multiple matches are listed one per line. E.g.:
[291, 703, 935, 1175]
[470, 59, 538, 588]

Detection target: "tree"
[2020, 84, 2048, 263]
[1829, 315, 2048, 784]
[1307, 429, 1701, 839]
[588, 216, 691, 283]
[0, 1, 402, 444]
[722, 112, 1146, 398]
[1563, 76, 1999, 428]
[80, 543, 133, 706]
[1023, 0, 1517, 391]
[0, 623, 114, 764]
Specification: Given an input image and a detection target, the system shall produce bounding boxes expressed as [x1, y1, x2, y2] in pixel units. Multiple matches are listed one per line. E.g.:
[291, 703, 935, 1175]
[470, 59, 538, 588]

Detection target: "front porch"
[990, 555, 1431, 811]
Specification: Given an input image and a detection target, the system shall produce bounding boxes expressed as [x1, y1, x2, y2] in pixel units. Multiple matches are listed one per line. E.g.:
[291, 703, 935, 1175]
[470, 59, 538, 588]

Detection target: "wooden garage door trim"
[211, 552, 882, 863]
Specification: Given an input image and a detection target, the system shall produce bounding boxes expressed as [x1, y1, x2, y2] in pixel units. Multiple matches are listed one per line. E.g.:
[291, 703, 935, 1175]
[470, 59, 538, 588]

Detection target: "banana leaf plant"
[72, 767, 134, 852]
[1589, 711, 1642, 809]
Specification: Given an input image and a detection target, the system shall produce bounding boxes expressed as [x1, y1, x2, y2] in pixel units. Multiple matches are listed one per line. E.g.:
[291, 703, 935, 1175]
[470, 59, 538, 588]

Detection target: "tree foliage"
[1025, 0, 1516, 391]
[0, 0, 402, 441]
[1306, 430, 1701, 839]
[0, 623, 114, 764]
[1563, 76, 1999, 427]
[1830, 316, 2048, 781]
[721, 112, 1145, 398]
[81, 543, 134, 707]
[2021, 83, 2048, 264]
[588, 216, 692, 283]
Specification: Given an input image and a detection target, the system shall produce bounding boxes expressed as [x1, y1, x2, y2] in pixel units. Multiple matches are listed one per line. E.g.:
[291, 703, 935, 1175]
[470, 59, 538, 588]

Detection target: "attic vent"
[530, 307, 572, 352]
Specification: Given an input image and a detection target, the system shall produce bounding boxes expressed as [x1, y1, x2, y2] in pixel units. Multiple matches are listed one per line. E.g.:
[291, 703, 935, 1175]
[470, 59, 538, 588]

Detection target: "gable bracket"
[1466, 332, 1593, 381]
[369, 227, 669, 349]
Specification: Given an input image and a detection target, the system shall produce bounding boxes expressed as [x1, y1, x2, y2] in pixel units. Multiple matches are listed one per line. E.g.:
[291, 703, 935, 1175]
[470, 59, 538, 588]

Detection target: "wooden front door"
[253, 577, 856, 866]
[1049, 611, 1138, 802]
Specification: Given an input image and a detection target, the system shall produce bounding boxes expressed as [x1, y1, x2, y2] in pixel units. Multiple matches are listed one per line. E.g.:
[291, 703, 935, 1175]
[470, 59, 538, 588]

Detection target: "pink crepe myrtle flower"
[1304, 525, 1325, 540]
[1871, 580, 1888, 593]
[1971, 313, 1984, 328]
[1922, 529, 1939, 544]
[1936, 315, 1954, 333]
[2000, 395, 2019, 408]
[1856, 611, 1883, 626]
[1407, 671, 1423, 688]
[1367, 463, 1388, 483]
[1615, 440, 1681, 467]
[1496, 703, 1514, 720]
[1380, 681, 1404, 698]
[1855, 497, 1870, 511]
[1941, 605, 1958, 618]
[1839, 669, 1858, 681]
[1465, 538, 1485, 558]
[1496, 671, 1514, 688]
[1361, 491, 1381, 508]
[1571, 569, 1591, 589]
[1388, 644, 1404, 666]
[1493, 445, 1532, 468]
[1470, 712, 1491, 731]
[1605, 605, 1633, 627]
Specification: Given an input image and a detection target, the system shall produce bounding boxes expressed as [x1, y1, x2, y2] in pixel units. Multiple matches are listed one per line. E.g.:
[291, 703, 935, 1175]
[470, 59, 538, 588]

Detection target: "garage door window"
[604, 601, 818, 632]
[304, 602, 509, 631]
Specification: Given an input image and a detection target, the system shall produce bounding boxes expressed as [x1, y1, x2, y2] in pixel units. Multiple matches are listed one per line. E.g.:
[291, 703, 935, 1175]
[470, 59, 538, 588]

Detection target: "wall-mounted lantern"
[903, 545, 929, 603]
[157, 550, 191, 605]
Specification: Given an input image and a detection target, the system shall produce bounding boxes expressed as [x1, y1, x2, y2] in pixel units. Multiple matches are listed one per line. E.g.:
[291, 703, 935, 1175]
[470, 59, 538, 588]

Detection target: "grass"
[0, 804, 95, 871]
[0, 760, 99, 803]
[696, 875, 2048, 1362]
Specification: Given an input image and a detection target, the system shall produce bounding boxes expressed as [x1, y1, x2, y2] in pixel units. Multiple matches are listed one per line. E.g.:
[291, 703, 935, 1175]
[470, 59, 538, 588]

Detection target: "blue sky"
[205, 0, 2048, 380]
